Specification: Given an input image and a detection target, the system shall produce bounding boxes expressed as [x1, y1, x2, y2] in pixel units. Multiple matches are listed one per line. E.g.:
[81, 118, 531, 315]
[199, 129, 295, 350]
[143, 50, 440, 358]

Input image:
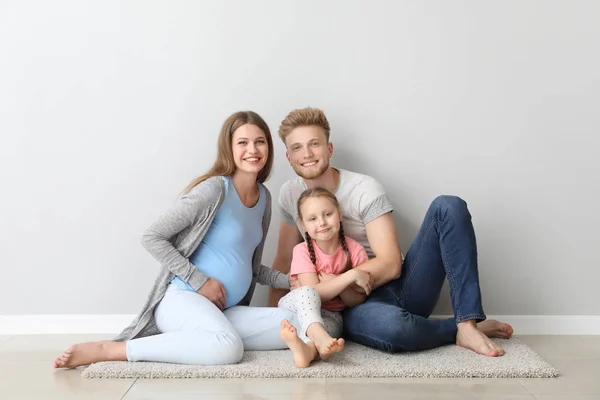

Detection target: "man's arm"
[353, 212, 403, 289]
[268, 221, 303, 306]
[338, 287, 366, 307]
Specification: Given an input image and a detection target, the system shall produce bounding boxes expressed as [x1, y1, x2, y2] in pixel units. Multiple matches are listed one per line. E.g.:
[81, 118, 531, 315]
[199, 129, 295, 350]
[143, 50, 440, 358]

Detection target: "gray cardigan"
[114, 176, 289, 341]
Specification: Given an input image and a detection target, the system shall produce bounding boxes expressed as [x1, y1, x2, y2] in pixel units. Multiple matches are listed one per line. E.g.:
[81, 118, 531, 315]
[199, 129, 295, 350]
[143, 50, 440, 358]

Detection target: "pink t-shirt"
[290, 236, 369, 311]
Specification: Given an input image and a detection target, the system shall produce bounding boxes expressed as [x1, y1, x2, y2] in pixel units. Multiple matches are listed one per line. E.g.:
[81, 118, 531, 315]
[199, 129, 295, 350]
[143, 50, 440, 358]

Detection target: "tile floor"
[0, 334, 598, 399]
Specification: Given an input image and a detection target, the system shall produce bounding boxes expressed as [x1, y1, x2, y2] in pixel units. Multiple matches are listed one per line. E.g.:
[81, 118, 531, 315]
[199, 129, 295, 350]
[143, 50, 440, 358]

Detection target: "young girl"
[53, 111, 296, 368]
[278, 188, 372, 368]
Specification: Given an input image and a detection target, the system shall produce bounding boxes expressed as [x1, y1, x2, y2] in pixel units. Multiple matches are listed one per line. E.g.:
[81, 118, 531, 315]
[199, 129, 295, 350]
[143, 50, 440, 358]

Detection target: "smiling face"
[284, 125, 333, 180]
[231, 123, 269, 175]
[299, 195, 342, 243]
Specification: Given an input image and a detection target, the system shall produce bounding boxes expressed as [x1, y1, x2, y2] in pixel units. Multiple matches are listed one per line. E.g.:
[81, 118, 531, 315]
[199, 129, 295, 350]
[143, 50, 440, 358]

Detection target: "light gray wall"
[1, 1, 598, 316]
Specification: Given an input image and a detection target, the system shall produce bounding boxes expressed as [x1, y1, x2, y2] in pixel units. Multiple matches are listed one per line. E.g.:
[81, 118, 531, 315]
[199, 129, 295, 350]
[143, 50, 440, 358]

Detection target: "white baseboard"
[0, 314, 599, 335]
[0, 315, 137, 335]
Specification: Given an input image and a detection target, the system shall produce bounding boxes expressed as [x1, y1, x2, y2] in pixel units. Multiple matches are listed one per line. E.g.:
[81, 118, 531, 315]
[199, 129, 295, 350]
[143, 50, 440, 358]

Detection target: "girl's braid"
[305, 232, 317, 266]
[339, 221, 353, 272]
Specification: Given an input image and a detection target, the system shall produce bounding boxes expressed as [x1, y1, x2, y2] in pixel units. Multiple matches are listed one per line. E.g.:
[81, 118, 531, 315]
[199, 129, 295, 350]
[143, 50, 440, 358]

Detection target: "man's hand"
[197, 278, 227, 310]
[352, 213, 403, 289]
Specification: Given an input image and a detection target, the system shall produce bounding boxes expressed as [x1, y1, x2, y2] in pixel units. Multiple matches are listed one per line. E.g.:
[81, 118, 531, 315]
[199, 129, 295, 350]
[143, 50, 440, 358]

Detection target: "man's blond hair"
[278, 107, 330, 144]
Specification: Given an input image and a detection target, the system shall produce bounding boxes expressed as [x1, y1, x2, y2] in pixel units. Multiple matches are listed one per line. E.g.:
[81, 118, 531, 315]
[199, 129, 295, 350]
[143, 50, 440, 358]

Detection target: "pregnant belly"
[206, 264, 253, 309]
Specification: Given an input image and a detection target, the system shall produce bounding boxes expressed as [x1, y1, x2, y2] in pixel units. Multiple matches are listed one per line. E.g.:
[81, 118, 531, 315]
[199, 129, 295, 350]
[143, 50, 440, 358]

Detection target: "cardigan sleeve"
[257, 264, 291, 289]
[140, 177, 222, 291]
[254, 186, 291, 289]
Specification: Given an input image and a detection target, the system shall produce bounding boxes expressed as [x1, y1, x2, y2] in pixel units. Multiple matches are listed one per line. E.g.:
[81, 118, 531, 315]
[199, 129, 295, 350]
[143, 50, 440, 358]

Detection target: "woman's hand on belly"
[197, 278, 227, 310]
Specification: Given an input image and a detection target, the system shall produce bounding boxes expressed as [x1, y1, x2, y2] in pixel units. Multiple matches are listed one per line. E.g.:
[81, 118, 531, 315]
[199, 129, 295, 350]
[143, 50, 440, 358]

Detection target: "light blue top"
[171, 176, 266, 308]
[115, 176, 289, 342]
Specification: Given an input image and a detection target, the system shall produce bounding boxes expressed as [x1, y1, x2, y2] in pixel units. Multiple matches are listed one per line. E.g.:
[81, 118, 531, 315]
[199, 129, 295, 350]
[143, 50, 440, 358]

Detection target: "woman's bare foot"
[53, 341, 127, 369]
[478, 320, 514, 339]
[318, 338, 345, 361]
[280, 320, 317, 368]
[456, 320, 505, 357]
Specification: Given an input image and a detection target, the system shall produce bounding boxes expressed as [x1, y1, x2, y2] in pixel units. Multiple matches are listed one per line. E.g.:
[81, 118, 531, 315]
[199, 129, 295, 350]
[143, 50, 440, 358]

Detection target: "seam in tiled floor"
[119, 378, 138, 400]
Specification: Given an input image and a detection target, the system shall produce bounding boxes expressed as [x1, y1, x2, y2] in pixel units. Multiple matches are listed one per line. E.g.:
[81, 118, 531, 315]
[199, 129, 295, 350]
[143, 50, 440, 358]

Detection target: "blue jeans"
[343, 195, 486, 352]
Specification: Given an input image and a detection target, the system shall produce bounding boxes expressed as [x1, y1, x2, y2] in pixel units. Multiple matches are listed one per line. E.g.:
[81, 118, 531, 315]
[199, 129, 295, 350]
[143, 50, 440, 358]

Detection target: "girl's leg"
[321, 309, 343, 338]
[224, 301, 316, 368]
[278, 287, 344, 365]
[277, 286, 325, 342]
[316, 310, 345, 360]
[54, 285, 244, 368]
[278, 318, 318, 368]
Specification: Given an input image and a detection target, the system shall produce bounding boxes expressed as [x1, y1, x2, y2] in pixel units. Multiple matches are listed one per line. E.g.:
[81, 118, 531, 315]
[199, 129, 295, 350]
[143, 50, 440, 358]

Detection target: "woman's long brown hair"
[182, 111, 274, 194]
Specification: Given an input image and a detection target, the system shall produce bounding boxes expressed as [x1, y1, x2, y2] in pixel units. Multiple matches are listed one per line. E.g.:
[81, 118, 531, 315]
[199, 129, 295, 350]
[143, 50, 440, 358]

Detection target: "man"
[269, 107, 513, 356]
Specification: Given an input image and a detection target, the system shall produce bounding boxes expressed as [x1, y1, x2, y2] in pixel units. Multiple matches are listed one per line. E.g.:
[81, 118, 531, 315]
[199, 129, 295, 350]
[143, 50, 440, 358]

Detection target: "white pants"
[126, 284, 300, 365]
[277, 286, 343, 343]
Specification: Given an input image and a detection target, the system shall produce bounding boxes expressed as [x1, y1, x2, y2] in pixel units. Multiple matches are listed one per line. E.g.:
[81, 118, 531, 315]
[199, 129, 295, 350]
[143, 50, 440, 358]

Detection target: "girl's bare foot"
[456, 321, 504, 357]
[318, 338, 345, 361]
[305, 321, 344, 361]
[53, 341, 126, 369]
[280, 320, 317, 368]
[478, 320, 514, 339]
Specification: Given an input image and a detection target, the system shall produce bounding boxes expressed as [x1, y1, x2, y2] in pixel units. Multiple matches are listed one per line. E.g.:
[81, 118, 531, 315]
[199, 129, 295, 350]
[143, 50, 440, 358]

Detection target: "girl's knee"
[277, 292, 293, 308]
[292, 286, 320, 304]
[297, 286, 318, 296]
[278, 286, 319, 307]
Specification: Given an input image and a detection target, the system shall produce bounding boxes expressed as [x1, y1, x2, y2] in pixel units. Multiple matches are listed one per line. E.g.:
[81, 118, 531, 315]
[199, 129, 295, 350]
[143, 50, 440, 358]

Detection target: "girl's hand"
[197, 278, 227, 310]
[318, 272, 337, 282]
[351, 270, 372, 296]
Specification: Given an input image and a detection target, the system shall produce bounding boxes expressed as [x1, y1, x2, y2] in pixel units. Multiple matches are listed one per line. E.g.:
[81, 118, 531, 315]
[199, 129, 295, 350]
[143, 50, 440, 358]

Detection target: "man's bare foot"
[478, 320, 514, 339]
[53, 341, 126, 369]
[318, 338, 345, 361]
[456, 321, 505, 357]
[280, 320, 317, 368]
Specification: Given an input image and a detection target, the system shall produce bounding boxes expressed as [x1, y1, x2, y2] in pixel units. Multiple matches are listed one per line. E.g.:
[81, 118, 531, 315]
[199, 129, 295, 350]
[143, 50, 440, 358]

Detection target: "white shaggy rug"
[81, 339, 559, 379]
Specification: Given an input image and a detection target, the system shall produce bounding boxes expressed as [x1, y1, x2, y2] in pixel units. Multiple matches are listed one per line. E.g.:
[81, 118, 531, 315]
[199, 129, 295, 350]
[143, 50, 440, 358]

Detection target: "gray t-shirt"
[279, 169, 394, 258]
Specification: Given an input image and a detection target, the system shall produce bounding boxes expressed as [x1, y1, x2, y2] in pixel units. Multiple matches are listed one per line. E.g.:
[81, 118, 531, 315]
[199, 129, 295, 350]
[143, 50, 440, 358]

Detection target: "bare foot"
[280, 320, 317, 368]
[478, 320, 514, 339]
[53, 341, 126, 369]
[318, 338, 345, 361]
[456, 321, 505, 357]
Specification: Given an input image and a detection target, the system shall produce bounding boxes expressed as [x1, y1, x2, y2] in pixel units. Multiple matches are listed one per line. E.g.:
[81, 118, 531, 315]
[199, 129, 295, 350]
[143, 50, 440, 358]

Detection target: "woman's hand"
[350, 269, 372, 296]
[197, 278, 227, 310]
[289, 275, 301, 290]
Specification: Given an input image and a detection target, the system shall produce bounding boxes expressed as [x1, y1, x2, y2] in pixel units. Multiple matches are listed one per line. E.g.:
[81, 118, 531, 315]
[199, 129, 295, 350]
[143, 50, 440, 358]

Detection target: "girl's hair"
[297, 188, 352, 272]
[182, 111, 274, 194]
